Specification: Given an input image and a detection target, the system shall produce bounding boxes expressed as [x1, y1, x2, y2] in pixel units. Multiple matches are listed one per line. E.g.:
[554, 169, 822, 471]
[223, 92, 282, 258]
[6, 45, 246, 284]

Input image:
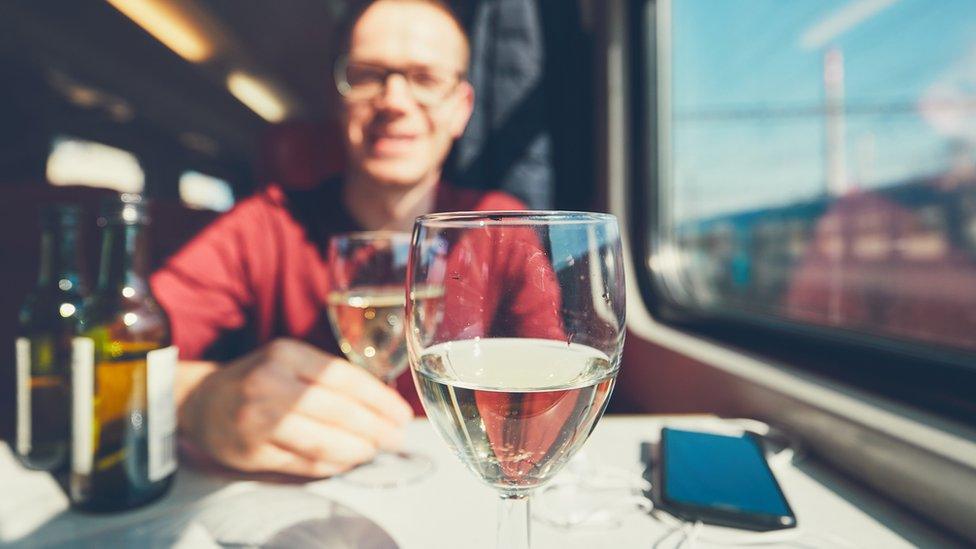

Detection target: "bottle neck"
[37, 224, 85, 291]
[97, 222, 151, 295]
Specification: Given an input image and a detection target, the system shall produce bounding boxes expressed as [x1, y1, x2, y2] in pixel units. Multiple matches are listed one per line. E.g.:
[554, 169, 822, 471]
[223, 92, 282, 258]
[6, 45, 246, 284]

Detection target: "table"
[0, 416, 957, 548]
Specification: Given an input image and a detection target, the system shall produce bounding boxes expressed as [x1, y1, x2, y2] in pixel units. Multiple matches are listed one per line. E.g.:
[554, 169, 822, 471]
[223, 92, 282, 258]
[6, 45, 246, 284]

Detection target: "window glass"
[656, 0, 976, 356]
[179, 170, 234, 212]
[46, 136, 145, 193]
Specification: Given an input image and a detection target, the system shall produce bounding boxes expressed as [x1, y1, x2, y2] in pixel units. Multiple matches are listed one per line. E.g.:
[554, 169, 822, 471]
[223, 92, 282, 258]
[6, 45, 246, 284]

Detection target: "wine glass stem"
[497, 494, 530, 549]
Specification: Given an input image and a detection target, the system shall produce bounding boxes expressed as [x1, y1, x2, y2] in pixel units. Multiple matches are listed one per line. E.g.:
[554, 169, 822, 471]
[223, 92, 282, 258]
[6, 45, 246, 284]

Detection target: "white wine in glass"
[327, 284, 443, 382]
[407, 212, 625, 549]
[416, 338, 615, 494]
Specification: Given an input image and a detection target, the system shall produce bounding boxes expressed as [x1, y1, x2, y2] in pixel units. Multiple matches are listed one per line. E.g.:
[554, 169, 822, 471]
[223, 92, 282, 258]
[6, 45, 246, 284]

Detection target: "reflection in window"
[179, 171, 234, 212]
[46, 136, 145, 193]
[656, 1, 976, 355]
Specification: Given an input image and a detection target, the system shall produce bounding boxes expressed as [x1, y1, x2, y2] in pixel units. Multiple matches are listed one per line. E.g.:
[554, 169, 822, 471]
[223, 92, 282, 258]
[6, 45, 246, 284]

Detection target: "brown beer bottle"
[70, 194, 177, 512]
[16, 204, 87, 471]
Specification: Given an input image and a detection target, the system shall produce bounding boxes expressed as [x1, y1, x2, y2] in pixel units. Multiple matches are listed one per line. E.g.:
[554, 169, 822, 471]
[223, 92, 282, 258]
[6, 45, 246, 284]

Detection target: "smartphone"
[653, 427, 797, 531]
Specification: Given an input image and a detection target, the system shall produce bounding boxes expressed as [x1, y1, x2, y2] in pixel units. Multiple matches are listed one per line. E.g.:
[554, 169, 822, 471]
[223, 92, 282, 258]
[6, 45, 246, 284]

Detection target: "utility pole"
[824, 47, 849, 197]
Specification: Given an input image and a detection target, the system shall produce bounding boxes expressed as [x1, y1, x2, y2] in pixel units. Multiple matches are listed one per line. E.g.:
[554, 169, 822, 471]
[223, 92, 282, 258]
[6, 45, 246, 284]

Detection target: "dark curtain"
[449, 0, 594, 211]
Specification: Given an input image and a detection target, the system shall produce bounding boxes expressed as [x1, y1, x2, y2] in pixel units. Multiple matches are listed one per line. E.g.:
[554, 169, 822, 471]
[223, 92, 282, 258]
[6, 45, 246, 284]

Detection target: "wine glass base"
[533, 455, 650, 529]
[337, 451, 434, 488]
[534, 482, 632, 529]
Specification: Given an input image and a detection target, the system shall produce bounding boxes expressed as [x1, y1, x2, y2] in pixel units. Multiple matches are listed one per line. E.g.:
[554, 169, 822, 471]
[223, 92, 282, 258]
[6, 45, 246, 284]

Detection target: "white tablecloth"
[0, 416, 955, 548]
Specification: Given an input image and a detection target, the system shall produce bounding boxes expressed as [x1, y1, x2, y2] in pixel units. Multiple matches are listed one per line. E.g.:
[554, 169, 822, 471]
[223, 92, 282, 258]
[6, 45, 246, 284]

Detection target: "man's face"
[341, 0, 473, 187]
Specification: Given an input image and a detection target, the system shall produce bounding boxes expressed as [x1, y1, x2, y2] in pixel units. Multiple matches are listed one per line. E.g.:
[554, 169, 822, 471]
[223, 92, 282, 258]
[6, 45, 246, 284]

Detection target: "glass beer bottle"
[16, 204, 88, 471]
[70, 194, 177, 512]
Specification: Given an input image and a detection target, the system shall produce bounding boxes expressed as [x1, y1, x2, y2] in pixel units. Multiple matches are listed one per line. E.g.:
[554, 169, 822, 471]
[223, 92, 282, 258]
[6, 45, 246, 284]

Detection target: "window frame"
[603, 2, 976, 542]
[45, 134, 146, 194]
[178, 169, 236, 212]
[628, 0, 976, 425]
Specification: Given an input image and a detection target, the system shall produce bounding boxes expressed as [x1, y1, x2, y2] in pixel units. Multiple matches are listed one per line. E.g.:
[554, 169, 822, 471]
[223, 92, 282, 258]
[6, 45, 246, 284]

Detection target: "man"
[153, 0, 525, 477]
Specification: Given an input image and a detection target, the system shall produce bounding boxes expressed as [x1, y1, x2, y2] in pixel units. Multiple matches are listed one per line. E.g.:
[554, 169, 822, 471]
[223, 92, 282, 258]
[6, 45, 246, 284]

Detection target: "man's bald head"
[335, 0, 470, 72]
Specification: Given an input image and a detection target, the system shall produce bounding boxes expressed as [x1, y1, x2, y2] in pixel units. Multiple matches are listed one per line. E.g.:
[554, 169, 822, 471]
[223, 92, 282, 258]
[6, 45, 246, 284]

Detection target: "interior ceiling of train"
[1, 0, 347, 168]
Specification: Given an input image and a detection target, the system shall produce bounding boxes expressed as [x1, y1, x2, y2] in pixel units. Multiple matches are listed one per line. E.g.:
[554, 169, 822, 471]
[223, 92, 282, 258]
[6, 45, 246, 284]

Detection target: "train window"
[179, 170, 234, 212]
[45, 136, 145, 193]
[640, 2, 976, 370]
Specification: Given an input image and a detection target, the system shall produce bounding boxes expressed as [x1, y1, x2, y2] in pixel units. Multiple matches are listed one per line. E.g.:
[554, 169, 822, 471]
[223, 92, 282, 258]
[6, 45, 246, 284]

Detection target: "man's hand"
[178, 338, 414, 477]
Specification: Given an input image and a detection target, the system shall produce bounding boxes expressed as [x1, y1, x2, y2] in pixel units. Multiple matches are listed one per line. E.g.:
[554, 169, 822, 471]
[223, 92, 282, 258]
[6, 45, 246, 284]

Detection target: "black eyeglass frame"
[333, 54, 466, 106]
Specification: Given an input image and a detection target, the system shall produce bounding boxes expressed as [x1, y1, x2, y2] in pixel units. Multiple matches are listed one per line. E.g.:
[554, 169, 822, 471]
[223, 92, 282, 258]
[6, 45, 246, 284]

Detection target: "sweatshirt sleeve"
[150, 196, 270, 359]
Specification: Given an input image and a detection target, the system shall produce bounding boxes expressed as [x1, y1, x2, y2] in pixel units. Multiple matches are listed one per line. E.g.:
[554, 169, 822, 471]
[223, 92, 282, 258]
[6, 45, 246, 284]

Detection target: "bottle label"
[147, 345, 178, 481]
[15, 338, 31, 456]
[71, 337, 95, 476]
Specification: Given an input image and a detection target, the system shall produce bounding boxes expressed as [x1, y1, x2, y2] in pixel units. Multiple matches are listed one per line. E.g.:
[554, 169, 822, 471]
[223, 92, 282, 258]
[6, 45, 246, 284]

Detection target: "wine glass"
[325, 231, 434, 487]
[406, 211, 625, 548]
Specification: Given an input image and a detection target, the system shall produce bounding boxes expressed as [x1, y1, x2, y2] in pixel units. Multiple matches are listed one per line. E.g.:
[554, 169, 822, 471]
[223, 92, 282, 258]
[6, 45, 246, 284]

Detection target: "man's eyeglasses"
[334, 55, 464, 107]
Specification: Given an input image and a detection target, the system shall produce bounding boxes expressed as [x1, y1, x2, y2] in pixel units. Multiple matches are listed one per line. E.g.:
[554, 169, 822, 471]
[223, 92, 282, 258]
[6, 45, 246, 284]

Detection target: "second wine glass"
[325, 231, 433, 487]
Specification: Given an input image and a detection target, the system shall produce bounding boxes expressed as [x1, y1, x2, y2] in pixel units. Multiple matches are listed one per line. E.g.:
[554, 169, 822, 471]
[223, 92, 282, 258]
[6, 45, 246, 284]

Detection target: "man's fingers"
[270, 412, 379, 466]
[287, 344, 413, 425]
[293, 385, 405, 451]
[245, 443, 351, 478]
[209, 339, 414, 478]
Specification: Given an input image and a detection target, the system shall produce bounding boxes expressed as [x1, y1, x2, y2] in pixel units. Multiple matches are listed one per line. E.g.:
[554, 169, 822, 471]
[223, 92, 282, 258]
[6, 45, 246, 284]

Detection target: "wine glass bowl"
[326, 231, 413, 383]
[406, 211, 625, 547]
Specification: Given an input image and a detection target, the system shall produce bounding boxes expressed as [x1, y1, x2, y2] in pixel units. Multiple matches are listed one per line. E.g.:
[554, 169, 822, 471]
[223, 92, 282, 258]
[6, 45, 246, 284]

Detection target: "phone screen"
[661, 428, 794, 524]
